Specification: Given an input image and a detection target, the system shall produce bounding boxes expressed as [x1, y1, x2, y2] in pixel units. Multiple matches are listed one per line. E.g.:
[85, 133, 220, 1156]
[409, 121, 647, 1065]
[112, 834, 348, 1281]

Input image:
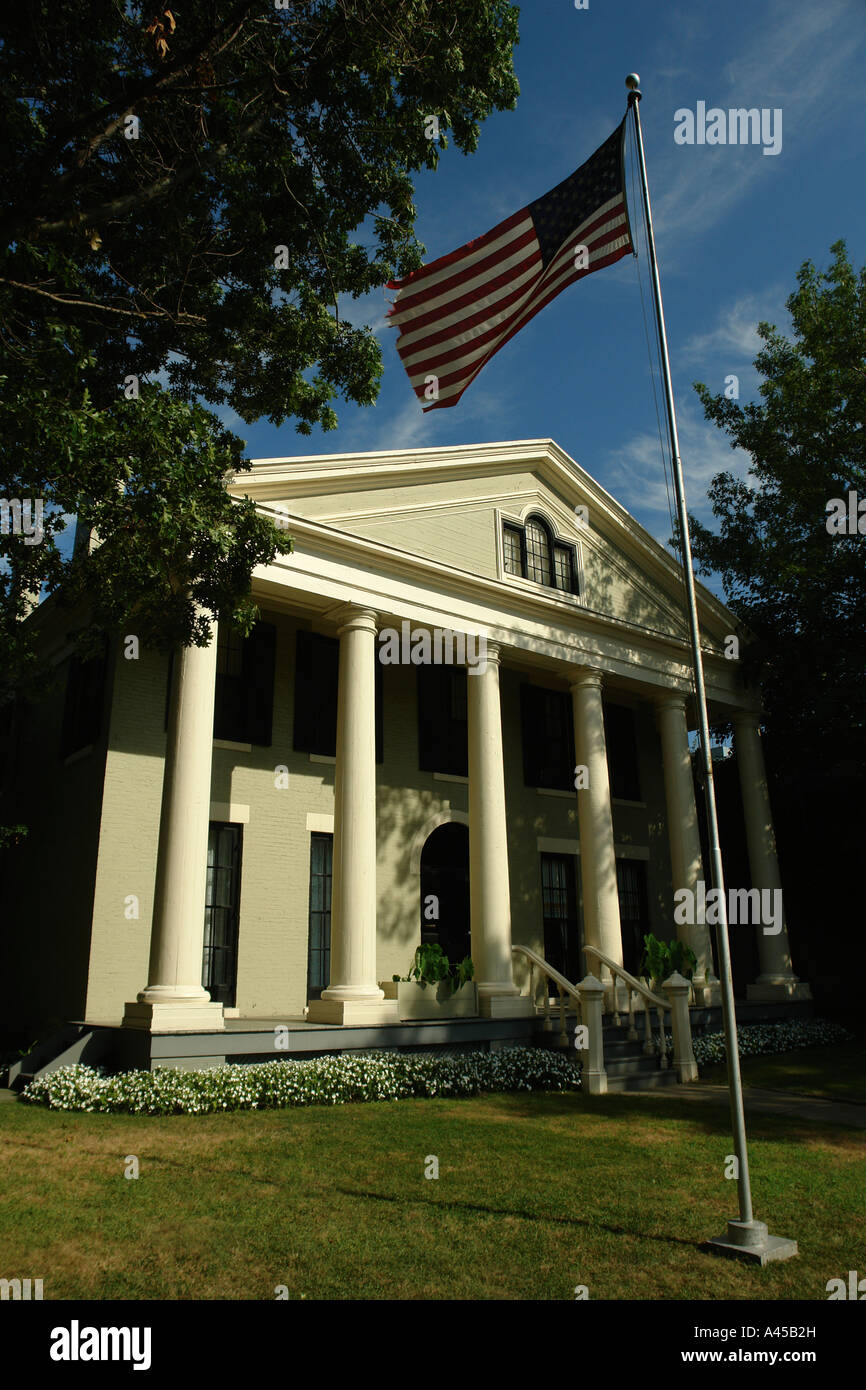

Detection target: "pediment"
[230, 440, 732, 650]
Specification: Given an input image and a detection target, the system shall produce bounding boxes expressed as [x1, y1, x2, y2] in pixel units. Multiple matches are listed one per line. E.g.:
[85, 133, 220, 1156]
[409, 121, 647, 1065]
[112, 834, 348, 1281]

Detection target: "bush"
[681, 1017, 853, 1068]
[20, 1046, 582, 1115]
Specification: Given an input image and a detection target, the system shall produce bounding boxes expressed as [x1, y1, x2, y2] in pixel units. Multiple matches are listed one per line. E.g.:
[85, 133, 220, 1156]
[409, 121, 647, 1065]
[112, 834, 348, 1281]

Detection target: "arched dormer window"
[502, 513, 578, 595]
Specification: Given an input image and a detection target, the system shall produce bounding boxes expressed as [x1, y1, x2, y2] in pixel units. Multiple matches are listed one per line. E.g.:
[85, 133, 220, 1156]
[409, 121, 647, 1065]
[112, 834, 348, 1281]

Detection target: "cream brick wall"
[84, 610, 676, 1022]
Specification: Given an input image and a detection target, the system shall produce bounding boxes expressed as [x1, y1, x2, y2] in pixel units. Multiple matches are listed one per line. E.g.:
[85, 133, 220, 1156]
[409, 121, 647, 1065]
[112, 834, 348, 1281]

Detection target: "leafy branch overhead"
[1, 0, 519, 426]
[0, 0, 520, 696]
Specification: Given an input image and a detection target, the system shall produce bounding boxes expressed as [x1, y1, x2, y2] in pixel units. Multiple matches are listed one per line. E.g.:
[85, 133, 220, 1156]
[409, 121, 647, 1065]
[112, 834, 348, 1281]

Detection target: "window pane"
[308, 833, 333, 994]
[553, 545, 574, 592]
[525, 520, 551, 586]
[503, 526, 524, 576]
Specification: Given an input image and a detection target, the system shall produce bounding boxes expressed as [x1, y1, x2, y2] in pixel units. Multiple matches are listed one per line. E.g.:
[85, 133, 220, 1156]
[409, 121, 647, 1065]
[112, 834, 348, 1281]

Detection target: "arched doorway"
[419, 822, 471, 965]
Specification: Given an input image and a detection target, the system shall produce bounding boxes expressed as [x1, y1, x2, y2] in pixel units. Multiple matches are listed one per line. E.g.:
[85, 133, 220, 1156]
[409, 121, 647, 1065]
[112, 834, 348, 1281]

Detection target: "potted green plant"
[380, 943, 477, 1020]
[639, 933, 697, 993]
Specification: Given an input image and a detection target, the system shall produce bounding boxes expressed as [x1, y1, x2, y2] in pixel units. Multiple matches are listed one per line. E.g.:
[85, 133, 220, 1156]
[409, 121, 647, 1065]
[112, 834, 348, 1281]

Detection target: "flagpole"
[624, 74, 796, 1264]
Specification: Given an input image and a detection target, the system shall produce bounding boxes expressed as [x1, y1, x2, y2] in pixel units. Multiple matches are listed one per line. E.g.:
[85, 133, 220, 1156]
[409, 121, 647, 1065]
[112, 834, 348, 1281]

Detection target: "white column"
[733, 714, 811, 1001]
[656, 695, 715, 988]
[123, 618, 224, 1031]
[468, 642, 533, 1018]
[307, 607, 396, 1024]
[570, 669, 623, 992]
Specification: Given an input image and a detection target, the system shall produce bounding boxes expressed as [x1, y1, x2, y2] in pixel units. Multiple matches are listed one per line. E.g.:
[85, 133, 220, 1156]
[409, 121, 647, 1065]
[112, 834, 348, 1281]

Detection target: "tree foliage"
[0, 0, 520, 698]
[689, 241, 866, 771]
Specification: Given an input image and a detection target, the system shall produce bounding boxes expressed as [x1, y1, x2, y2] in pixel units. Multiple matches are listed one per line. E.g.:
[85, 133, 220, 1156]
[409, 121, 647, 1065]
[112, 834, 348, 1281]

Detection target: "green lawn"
[699, 1040, 866, 1103]
[1, 1087, 863, 1300]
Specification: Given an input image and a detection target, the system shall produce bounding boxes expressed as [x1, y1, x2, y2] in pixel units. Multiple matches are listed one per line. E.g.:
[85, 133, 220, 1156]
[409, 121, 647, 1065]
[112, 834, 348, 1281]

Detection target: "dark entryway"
[419, 822, 471, 964]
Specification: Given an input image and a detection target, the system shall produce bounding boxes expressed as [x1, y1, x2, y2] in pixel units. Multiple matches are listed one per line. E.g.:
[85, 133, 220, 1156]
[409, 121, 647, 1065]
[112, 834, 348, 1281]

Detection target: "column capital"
[481, 639, 501, 669]
[731, 709, 763, 730]
[569, 665, 604, 693]
[654, 692, 688, 715]
[331, 603, 379, 637]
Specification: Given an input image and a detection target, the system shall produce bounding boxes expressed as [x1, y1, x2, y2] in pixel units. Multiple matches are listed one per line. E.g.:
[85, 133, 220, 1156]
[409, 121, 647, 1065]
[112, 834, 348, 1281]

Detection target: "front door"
[419, 822, 471, 965]
[202, 822, 242, 1006]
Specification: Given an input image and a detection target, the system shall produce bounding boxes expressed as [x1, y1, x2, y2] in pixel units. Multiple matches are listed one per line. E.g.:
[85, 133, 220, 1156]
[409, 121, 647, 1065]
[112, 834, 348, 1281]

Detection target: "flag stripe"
[399, 203, 630, 369]
[401, 204, 630, 392]
[417, 233, 631, 409]
[387, 118, 632, 410]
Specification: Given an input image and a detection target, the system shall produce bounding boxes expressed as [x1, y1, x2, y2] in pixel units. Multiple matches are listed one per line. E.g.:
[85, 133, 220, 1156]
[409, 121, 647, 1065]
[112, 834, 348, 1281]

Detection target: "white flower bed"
[18, 1019, 853, 1114]
[684, 1017, 853, 1066]
[20, 1046, 582, 1115]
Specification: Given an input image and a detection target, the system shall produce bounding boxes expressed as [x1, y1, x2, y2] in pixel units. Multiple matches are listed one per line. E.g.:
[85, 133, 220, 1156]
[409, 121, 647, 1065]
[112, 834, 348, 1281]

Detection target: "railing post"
[556, 984, 568, 1048]
[577, 974, 607, 1095]
[663, 971, 699, 1082]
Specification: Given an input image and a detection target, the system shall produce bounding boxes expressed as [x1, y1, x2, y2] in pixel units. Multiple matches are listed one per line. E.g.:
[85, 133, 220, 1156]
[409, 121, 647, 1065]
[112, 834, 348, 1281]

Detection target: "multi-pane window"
[202, 822, 242, 1006]
[307, 833, 333, 996]
[616, 858, 649, 980]
[502, 524, 524, 576]
[501, 515, 578, 595]
[553, 544, 574, 592]
[540, 852, 581, 984]
[521, 684, 574, 790]
[525, 519, 551, 585]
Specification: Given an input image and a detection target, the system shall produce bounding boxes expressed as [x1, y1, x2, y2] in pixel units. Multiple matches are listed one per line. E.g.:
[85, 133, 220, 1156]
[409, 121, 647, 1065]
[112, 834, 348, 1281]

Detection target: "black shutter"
[244, 621, 276, 746]
[417, 666, 466, 774]
[521, 684, 544, 786]
[417, 665, 441, 772]
[60, 648, 107, 758]
[293, 630, 338, 756]
[605, 703, 641, 800]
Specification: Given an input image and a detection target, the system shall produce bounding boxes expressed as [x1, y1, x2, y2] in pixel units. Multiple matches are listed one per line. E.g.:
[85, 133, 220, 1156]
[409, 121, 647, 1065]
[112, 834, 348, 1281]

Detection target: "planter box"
[378, 980, 478, 1021]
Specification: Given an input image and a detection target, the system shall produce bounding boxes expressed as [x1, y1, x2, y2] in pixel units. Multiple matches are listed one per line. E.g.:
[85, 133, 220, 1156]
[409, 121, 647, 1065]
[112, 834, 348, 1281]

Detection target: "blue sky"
[234, 0, 866, 581]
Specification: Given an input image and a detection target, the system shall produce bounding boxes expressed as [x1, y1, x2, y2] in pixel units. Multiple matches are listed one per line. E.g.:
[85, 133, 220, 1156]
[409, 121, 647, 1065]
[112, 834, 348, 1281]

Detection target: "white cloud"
[603, 399, 752, 547]
[650, 0, 866, 241]
[680, 290, 785, 365]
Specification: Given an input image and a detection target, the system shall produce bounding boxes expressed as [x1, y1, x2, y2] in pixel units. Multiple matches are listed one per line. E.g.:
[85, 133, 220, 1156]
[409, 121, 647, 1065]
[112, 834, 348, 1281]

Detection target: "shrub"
[20, 1045, 581, 1116]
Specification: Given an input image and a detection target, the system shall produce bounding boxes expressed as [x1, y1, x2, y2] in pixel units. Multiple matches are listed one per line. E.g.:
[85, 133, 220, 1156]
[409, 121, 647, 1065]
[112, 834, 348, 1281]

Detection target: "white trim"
[493, 504, 586, 610]
[309, 753, 336, 765]
[432, 772, 468, 785]
[536, 787, 576, 799]
[214, 739, 251, 753]
[534, 837, 649, 861]
[306, 812, 335, 833]
[210, 802, 250, 824]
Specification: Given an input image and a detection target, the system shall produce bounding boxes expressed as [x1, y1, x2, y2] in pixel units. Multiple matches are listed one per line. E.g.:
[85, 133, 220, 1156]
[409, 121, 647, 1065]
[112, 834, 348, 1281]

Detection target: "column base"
[704, 1219, 798, 1266]
[122, 1000, 225, 1033]
[747, 977, 812, 1002]
[306, 997, 400, 1026]
[690, 977, 722, 1007]
[478, 993, 536, 1020]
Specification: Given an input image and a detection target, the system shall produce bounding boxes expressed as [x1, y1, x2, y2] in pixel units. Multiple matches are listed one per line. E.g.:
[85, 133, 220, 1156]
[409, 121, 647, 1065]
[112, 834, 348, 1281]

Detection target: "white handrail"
[512, 944, 583, 1006]
[512, 944, 581, 1047]
[583, 944, 669, 1010]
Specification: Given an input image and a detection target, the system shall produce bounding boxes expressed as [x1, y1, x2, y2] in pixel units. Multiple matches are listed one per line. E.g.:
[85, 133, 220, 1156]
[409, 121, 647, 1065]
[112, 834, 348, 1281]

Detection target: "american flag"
[386, 117, 633, 410]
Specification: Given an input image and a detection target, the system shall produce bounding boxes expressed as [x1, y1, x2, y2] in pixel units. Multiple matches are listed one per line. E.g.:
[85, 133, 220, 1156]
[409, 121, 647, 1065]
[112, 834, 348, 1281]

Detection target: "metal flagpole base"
[704, 1220, 798, 1266]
